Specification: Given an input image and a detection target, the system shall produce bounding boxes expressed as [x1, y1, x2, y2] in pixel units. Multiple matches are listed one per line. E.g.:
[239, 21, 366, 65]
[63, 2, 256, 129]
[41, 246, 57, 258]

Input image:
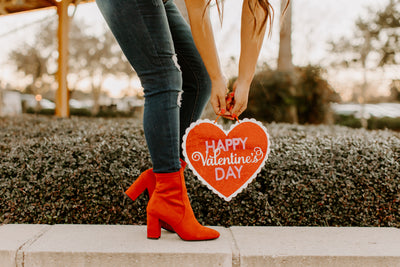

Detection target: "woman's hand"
[230, 79, 250, 118]
[210, 76, 232, 118]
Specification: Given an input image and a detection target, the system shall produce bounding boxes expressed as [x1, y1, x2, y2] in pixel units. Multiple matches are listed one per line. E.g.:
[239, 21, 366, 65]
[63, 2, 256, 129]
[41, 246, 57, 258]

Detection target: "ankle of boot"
[180, 159, 187, 169]
[149, 171, 186, 223]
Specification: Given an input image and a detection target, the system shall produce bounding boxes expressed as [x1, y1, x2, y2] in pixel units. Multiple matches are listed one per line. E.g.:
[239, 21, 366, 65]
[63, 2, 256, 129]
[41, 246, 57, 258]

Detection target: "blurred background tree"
[390, 80, 400, 102]
[68, 21, 135, 115]
[277, 0, 298, 123]
[374, 0, 400, 66]
[234, 0, 339, 124]
[329, 0, 400, 101]
[9, 21, 56, 97]
[8, 18, 135, 115]
[3, 0, 398, 124]
[328, 0, 399, 127]
[239, 65, 339, 124]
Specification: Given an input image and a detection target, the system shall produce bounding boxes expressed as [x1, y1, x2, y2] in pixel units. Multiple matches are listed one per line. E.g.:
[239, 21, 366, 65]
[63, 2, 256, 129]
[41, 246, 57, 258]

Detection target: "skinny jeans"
[96, 0, 211, 173]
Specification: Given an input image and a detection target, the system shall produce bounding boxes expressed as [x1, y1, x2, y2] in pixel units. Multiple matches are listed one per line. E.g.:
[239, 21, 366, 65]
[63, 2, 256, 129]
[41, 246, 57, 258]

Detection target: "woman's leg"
[96, 0, 181, 173]
[97, 0, 219, 241]
[163, 0, 212, 158]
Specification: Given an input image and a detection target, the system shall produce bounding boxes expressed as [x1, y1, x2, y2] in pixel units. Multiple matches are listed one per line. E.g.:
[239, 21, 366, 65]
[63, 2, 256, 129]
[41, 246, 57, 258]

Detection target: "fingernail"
[221, 108, 226, 114]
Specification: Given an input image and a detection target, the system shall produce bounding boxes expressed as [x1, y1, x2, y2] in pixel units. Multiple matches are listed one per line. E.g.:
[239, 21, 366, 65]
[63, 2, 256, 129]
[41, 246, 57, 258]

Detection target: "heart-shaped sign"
[182, 118, 270, 201]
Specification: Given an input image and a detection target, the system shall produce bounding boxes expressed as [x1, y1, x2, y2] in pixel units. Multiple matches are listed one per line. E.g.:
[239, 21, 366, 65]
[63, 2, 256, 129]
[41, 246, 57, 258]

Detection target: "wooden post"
[55, 0, 70, 117]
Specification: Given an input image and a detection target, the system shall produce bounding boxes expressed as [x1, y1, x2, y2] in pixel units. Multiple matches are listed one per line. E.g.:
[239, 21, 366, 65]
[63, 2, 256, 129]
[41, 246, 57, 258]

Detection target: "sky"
[0, 0, 396, 100]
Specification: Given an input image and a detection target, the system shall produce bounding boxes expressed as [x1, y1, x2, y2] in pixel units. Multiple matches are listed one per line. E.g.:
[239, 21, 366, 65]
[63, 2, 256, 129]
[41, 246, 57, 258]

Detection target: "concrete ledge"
[231, 226, 400, 267]
[22, 225, 234, 267]
[0, 224, 50, 267]
[1, 225, 400, 267]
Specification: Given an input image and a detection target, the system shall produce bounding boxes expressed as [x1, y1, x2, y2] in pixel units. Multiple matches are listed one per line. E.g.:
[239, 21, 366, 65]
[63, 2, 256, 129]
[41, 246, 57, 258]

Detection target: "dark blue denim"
[96, 0, 211, 173]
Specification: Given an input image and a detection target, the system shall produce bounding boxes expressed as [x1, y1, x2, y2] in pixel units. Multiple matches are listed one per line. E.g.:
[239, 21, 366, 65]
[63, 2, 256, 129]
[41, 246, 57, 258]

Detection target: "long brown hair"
[204, 0, 290, 37]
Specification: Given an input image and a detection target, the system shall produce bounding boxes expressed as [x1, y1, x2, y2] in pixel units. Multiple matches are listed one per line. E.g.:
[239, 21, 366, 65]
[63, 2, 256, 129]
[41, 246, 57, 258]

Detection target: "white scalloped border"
[182, 118, 271, 201]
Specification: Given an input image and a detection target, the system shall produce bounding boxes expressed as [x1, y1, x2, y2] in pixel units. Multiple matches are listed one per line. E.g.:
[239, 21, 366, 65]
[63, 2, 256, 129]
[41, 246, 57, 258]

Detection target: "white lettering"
[234, 165, 243, 178]
[225, 166, 236, 180]
[233, 138, 240, 150]
[217, 139, 226, 151]
[205, 140, 215, 154]
[215, 167, 225, 181]
[225, 139, 233, 151]
[239, 137, 248, 150]
[204, 137, 249, 153]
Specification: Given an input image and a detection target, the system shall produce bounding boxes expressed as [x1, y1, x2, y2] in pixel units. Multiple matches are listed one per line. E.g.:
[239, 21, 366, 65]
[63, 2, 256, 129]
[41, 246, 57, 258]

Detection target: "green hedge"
[368, 116, 400, 131]
[1, 115, 399, 227]
[335, 114, 400, 131]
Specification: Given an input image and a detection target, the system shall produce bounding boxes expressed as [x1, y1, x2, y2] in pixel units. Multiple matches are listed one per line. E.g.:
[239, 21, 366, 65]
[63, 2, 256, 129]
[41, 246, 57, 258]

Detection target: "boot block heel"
[147, 214, 161, 239]
[125, 170, 153, 201]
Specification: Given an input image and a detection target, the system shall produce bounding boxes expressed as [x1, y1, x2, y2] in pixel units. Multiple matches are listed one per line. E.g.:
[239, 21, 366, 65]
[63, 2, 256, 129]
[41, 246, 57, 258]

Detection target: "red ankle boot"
[146, 167, 220, 241]
[125, 169, 156, 202]
[125, 169, 175, 232]
[125, 160, 187, 232]
[125, 160, 187, 201]
[125, 169, 156, 201]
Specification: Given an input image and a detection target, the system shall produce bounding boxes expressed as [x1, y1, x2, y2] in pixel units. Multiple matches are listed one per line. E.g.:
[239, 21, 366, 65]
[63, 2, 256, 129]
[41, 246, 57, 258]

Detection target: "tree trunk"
[277, 0, 298, 123]
[277, 0, 293, 72]
[92, 77, 102, 116]
[360, 61, 368, 129]
[359, 33, 371, 129]
[92, 86, 101, 116]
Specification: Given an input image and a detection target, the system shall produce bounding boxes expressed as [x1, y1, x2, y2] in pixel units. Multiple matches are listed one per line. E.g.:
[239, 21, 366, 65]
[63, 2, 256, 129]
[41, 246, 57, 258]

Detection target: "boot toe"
[196, 226, 220, 240]
[206, 228, 220, 240]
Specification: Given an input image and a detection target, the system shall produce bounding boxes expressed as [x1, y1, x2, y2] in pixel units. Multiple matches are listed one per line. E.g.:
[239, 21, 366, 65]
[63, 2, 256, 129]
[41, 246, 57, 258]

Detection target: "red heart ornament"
[182, 119, 270, 201]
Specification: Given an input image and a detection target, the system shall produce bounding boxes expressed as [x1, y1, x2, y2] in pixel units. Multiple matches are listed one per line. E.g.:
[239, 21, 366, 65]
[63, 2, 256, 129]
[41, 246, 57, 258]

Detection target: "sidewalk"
[1, 225, 400, 267]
